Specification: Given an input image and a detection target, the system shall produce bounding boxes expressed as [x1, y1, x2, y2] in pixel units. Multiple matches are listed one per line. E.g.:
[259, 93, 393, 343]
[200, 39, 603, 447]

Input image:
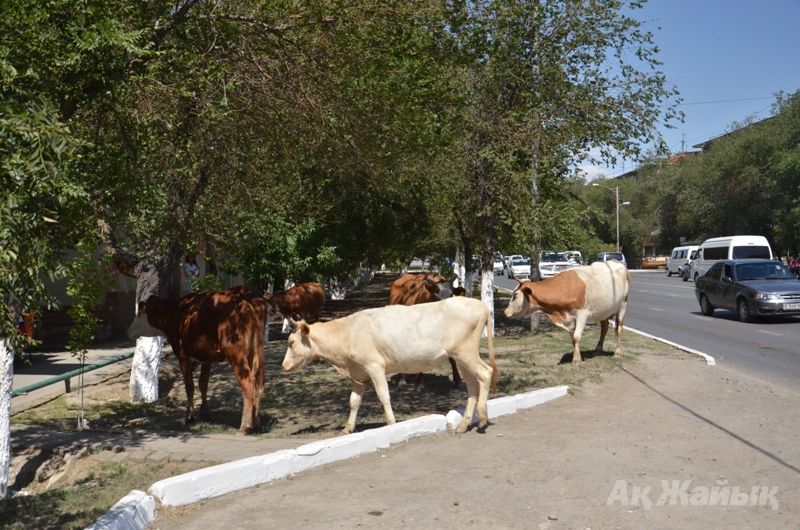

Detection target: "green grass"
[0, 460, 199, 530]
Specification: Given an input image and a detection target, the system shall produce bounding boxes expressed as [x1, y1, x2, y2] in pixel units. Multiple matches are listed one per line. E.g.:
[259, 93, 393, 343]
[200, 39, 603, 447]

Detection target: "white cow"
[282, 296, 499, 434]
[504, 260, 630, 363]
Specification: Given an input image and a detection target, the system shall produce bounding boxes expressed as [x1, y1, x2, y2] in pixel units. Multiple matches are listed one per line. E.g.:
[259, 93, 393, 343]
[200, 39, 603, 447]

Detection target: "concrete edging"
[623, 324, 716, 366]
[445, 385, 569, 428]
[89, 386, 570, 529]
[85, 489, 155, 530]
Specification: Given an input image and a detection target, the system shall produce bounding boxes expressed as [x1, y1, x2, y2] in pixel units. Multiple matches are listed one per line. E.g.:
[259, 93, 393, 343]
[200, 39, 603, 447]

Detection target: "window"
[723, 264, 733, 280]
[704, 246, 728, 260]
[732, 246, 771, 259]
[706, 263, 724, 280]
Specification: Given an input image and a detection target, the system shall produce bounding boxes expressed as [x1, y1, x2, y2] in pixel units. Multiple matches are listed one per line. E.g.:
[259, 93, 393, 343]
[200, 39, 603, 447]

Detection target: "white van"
[690, 235, 773, 280]
[666, 245, 699, 277]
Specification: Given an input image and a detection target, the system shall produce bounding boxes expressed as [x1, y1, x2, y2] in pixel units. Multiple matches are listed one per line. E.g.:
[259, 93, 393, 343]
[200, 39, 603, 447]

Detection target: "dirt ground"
[151, 350, 800, 529]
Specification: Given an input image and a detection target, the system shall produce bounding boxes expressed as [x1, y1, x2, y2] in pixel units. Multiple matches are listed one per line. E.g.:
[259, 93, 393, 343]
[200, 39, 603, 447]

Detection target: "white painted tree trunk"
[464, 271, 476, 298]
[0, 339, 13, 499]
[480, 270, 495, 337]
[129, 337, 164, 403]
[282, 280, 295, 332]
[329, 277, 346, 300]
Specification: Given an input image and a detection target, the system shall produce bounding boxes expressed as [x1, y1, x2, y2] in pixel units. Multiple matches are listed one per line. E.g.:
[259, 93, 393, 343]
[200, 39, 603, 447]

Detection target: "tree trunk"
[129, 337, 164, 403]
[0, 339, 12, 499]
[128, 257, 180, 403]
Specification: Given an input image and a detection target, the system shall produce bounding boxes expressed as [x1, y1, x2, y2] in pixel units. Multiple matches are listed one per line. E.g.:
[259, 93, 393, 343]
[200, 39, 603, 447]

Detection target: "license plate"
[783, 303, 800, 310]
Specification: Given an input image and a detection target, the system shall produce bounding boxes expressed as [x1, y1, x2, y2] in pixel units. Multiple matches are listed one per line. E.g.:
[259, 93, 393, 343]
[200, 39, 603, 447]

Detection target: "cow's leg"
[449, 358, 462, 387]
[342, 380, 367, 434]
[365, 366, 396, 427]
[198, 362, 212, 422]
[595, 319, 610, 354]
[454, 355, 493, 433]
[614, 300, 628, 357]
[177, 355, 197, 425]
[228, 356, 260, 435]
[571, 312, 589, 363]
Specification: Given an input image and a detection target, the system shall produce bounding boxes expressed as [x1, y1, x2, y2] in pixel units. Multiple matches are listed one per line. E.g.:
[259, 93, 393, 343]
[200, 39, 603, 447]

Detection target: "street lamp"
[592, 182, 630, 253]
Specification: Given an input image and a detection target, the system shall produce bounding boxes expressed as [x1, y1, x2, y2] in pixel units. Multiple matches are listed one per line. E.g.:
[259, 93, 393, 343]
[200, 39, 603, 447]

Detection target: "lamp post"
[592, 182, 630, 253]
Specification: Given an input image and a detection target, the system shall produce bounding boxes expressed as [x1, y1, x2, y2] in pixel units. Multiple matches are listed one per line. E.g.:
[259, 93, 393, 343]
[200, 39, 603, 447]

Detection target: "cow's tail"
[486, 312, 499, 393]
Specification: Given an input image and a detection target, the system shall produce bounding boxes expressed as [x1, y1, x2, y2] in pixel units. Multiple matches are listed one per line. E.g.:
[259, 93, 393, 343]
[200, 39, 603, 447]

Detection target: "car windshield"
[512, 259, 530, 266]
[735, 262, 793, 281]
[603, 253, 624, 261]
[541, 252, 568, 262]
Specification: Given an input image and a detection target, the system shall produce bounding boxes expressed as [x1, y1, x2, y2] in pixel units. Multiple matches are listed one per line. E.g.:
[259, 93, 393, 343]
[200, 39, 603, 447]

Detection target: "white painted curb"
[149, 414, 447, 506]
[85, 489, 155, 530]
[623, 324, 716, 366]
[445, 385, 569, 429]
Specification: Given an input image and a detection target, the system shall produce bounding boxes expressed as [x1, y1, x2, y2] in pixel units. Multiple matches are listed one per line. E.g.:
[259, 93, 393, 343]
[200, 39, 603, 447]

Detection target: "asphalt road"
[495, 269, 800, 391]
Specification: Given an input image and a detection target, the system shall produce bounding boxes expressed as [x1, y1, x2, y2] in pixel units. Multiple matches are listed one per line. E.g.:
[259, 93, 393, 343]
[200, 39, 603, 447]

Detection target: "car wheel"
[699, 295, 714, 316]
[737, 299, 753, 323]
[667, 270, 673, 277]
[682, 272, 689, 282]
[694, 272, 699, 282]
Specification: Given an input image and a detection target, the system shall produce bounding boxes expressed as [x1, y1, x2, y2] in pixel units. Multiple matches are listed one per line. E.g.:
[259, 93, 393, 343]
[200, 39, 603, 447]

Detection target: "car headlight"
[754, 293, 783, 301]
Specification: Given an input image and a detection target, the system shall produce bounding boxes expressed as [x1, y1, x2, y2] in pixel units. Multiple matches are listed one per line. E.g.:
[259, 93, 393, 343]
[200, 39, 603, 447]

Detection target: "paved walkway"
[11, 342, 137, 415]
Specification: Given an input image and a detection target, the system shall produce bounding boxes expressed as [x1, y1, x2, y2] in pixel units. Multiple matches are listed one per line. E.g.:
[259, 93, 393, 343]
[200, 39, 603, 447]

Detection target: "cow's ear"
[297, 320, 310, 337]
[521, 284, 534, 299]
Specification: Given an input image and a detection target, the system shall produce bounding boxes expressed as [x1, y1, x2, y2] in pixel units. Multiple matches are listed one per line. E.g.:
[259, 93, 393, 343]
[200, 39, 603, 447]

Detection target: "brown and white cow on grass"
[281, 296, 499, 434]
[388, 272, 462, 387]
[503, 260, 630, 363]
[128, 287, 268, 434]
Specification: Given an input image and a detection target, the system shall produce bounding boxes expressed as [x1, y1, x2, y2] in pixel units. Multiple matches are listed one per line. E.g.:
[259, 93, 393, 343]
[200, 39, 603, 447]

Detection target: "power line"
[677, 96, 774, 107]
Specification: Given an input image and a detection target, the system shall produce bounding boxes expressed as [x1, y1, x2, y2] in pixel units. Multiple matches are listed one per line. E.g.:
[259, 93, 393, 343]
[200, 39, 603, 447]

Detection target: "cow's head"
[425, 273, 453, 299]
[282, 319, 314, 371]
[127, 298, 169, 341]
[503, 280, 539, 319]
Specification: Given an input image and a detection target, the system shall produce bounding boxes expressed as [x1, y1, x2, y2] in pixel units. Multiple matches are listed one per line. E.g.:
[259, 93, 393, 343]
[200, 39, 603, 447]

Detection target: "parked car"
[507, 257, 531, 279]
[596, 251, 627, 267]
[538, 251, 579, 278]
[694, 259, 800, 322]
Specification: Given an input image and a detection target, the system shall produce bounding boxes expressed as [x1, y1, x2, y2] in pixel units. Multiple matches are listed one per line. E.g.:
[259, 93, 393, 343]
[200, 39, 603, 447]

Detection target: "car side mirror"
[722, 276, 733, 284]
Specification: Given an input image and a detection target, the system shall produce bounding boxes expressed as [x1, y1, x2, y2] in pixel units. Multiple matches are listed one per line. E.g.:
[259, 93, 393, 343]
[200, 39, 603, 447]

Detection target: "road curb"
[623, 324, 716, 366]
[88, 386, 569, 529]
[445, 385, 569, 428]
[85, 489, 155, 530]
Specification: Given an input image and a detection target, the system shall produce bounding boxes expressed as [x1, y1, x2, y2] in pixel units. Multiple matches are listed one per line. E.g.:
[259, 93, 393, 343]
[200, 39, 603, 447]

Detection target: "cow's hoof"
[341, 426, 355, 435]
[454, 422, 469, 434]
[476, 421, 490, 434]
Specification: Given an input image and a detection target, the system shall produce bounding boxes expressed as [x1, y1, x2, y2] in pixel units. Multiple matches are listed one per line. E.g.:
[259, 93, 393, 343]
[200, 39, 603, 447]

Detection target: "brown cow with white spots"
[503, 261, 630, 363]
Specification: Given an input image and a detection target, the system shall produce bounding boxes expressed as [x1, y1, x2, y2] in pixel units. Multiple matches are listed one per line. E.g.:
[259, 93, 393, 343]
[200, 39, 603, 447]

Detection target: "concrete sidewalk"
[149, 352, 800, 529]
[11, 342, 138, 415]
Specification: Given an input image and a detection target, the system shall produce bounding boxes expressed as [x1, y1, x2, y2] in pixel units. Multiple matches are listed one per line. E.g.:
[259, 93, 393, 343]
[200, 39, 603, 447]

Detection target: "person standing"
[790, 256, 799, 278]
[182, 255, 200, 293]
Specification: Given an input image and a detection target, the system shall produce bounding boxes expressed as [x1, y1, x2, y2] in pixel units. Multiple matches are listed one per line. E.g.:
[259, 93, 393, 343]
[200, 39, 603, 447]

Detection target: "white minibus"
[690, 235, 773, 281]
[666, 245, 699, 277]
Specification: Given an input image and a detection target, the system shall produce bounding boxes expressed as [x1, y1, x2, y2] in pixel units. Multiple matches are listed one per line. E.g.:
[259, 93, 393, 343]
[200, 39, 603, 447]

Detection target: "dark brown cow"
[127, 287, 268, 434]
[388, 273, 462, 387]
[264, 282, 325, 323]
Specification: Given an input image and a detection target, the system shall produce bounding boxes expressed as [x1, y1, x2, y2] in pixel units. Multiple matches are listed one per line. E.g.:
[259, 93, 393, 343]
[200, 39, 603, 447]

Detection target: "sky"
[580, 0, 800, 180]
